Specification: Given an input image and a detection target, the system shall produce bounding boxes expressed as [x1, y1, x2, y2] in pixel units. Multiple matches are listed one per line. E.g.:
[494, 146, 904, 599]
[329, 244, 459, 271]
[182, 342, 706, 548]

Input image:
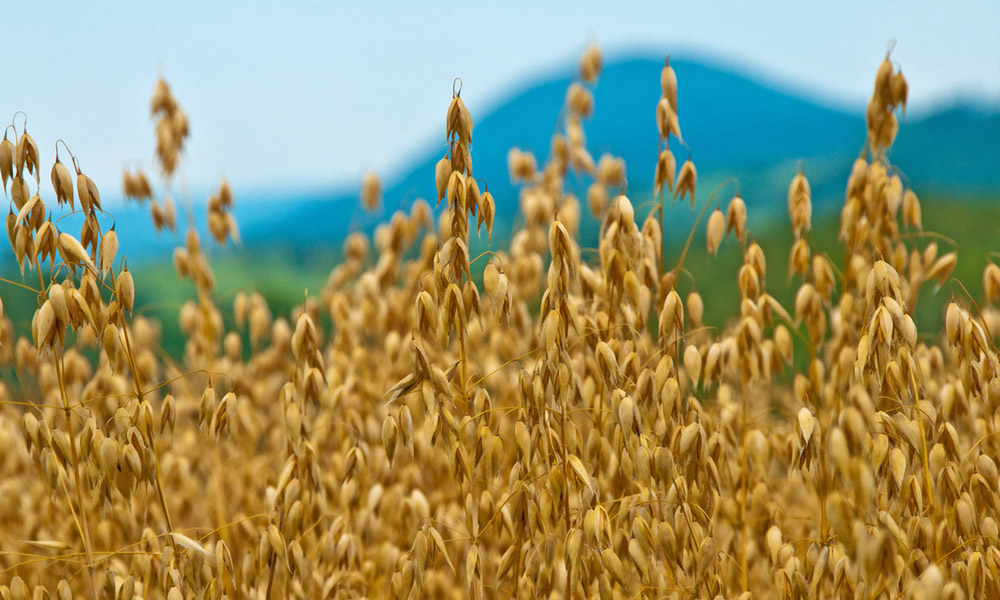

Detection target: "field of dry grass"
[1, 43, 999, 599]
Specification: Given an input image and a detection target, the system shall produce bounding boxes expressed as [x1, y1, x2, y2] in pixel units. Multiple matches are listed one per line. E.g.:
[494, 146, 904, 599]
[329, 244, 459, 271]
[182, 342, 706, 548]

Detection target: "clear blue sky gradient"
[3, 1, 998, 197]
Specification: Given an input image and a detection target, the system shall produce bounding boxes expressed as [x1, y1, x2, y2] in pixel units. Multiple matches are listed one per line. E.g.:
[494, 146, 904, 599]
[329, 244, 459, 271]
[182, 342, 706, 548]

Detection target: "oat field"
[1, 43, 999, 599]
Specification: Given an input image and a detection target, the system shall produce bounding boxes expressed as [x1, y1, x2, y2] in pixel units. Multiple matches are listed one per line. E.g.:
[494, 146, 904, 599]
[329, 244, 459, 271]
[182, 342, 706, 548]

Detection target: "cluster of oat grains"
[1, 43, 999, 600]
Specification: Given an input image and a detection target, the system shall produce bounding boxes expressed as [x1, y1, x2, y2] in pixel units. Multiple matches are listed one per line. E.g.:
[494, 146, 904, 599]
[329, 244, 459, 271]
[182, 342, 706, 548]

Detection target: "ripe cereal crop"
[0, 44, 998, 600]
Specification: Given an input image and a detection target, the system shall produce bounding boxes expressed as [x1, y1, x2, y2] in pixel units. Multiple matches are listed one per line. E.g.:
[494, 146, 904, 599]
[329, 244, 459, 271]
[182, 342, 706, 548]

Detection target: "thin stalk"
[120, 320, 180, 558]
[36, 266, 48, 305]
[809, 344, 829, 545]
[0, 276, 40, 294]
[557, 380, 573, 597]
[263, 508, 286, 600]
[55, 353, 99, 599]
[738, 375, 749, 593]
[670, 179, 736, 278]
[658, 188, 666, 274]
[458, 326, 468, 404]
[514, 522, 523, 595]
[909, 364, 938, 559]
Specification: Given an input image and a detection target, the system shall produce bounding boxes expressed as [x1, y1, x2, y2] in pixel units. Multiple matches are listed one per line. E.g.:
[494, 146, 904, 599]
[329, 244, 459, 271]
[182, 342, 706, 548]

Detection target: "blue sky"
[3, 1, 998, 197]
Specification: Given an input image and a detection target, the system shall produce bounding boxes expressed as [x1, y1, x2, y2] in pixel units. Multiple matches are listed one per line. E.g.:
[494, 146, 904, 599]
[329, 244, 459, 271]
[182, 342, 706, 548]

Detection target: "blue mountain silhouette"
[13, 54, 993, 263]
[240, 54, 997, 251]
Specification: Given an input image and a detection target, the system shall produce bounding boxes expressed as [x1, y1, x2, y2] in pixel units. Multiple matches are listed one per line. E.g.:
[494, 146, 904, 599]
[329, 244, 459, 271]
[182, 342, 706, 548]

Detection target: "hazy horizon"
[2, 1, 998, 195]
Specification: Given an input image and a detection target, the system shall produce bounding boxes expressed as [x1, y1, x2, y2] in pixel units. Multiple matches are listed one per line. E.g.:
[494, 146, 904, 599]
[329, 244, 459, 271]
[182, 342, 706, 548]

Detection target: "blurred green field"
[2, 194, 997, 359]
[667, 195, 999, 340]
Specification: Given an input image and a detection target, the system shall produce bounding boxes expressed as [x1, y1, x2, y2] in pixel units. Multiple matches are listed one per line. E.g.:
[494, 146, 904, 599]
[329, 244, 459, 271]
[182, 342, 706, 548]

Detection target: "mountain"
[4, 55, 997, 265]
[888, 102, 1000, 194]
[384, 56, 862, 209]
[241, 54, 998, 251]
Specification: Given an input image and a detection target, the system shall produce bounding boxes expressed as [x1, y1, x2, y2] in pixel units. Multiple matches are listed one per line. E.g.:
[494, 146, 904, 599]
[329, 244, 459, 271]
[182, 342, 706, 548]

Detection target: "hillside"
[237, 54, 999, 250]
[3, 55, 996, 264]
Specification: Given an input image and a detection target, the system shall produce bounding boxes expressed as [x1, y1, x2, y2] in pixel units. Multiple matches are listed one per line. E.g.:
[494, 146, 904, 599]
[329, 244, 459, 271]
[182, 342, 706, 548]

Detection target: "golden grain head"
[361, 170, 382, 212]
[579, 42, 603, 83]
[706, 208, 725, 255]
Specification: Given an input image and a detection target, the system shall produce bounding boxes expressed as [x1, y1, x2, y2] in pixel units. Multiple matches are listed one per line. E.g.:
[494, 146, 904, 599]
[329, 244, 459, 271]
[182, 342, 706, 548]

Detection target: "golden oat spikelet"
[11, 174, 30, 211]
[566, 83, 594, 118]
[150, 77, 175, 115]
[596, 154, 625, 186]
[726, 195, 747, 241]
[706, 208, 725, 255]
[508, 148, 537, 183]
[434, 156, 451, 202]
[16, 130, 41, 186]
[446, 88, 473, 145]
[984, 263, 1000, 304]
[891, 70, 909, 113]
[654, 148, 676, 197]
[76, 169, 101, 215]
[902, 189, 922, 230]
[477, 187, 495, 242]
[673, 159, 696, 207]
[115, 265, 135, 313]
[661, 56, 678, 112]
[99, 228, 118, 276]
[787, 170, 811, 236]
[361, 170, 382, 211]
[656, 98, 682, 141]
[579, 41, 603, 83]
[51, 158, 74, 209]
[57, 232, 95, 272]
[0, 131, 14, 191]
